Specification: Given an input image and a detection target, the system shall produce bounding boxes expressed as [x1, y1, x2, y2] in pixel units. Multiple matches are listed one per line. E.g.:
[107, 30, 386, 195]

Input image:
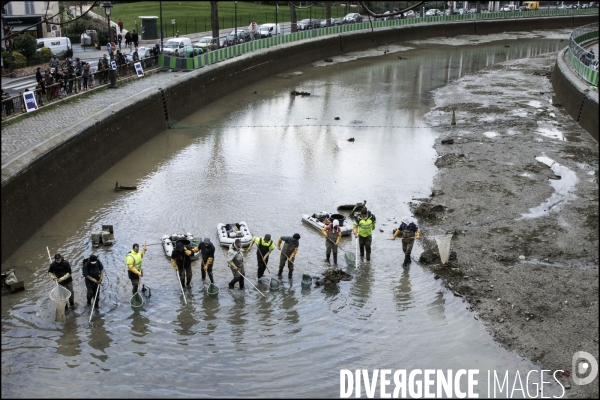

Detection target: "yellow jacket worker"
[126, 243, 147, 295]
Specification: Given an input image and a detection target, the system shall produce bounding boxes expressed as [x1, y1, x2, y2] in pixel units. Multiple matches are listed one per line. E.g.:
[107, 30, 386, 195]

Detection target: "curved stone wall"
[2, 15, 597, 264]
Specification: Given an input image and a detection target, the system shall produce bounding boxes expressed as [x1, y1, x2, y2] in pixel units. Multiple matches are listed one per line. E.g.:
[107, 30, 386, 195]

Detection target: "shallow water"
[2, 37, 567, 397]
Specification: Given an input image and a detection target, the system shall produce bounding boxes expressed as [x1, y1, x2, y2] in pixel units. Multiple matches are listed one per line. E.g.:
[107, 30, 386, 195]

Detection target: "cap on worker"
[133, 243, 139, 249]
[234, 239, 242, 248]
[203, 237, 211, 243]
[361, 207, 368, 215]
[401, 216, 411, 225]
[54, 253, 62, 260]
[89, 254, 98, 264]
[293, 233, 301, 240]
[264, 234, 271, 241]
[333, 220, 339, 227]
[176, 241, 184, 251]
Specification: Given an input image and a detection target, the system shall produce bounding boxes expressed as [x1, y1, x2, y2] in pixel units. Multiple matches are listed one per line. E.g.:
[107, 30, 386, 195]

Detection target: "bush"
[13, 34, 37, 60]
[40, 47, 54, 62]
[27, 53, 44, 66]
[68, 35, 81, 44]
[2, 51, 27, 69]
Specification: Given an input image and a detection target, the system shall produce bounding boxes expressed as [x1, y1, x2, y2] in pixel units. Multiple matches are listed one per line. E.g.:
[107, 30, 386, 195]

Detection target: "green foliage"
[27, 52, 43, 66]
[39, 47, 54, 63]
[68, 35, 81, 44]
[13, 34, 37, 60]
[2, 51, 27, 69]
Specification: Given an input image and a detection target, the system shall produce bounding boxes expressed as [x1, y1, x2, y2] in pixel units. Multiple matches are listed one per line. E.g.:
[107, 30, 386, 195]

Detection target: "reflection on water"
[1, 37, 566, 397]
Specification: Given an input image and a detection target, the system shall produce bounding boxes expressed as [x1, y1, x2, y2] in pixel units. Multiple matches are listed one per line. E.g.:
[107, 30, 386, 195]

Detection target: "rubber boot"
[87, 296, 92, 305]
[326, 256, 330, 263]
[366, 250, 370, 261]
[277, 267, 284, 278]
[333, 253, 338, 264]
[228, 279, 235, 289]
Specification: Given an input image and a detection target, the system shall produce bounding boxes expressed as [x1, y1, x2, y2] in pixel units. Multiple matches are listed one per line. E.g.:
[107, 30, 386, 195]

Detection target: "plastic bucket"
[301, 274, 312, 288]
[175, 239, 191, 247]
[330, 213, 346, 225]
[208, 283, 219, 298]
[50, 284, 71, 322]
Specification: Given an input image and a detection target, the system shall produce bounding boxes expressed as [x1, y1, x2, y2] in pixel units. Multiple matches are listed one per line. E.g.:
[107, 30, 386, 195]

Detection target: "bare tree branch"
[288, 2, 315, 10]
[3, 1, 99, 42]
[358, 1, 428, 19]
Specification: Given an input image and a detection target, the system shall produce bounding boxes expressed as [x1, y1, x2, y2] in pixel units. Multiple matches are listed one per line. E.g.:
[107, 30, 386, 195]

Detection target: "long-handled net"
[301, 274, 312, 288]
[130, 277, 144, 310]
[207, 283, 220, 298]
[50, 284, 71, 322]
[434, 234, 454, 265]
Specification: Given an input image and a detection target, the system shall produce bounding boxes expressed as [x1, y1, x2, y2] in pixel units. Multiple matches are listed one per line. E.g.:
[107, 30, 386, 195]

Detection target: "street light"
[234, 1, 238, 44]
[102, 1, 118, 89]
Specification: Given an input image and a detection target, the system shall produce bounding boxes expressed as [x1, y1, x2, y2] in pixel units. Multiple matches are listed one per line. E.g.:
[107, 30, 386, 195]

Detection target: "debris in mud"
[431, 190, 444, 197]
[397, 56, 407, 60]
[347, 138, 355, 142]
[435, 153, 466, 168]
[115, 181, 137, 191]
[291, 90, 310, 96]
[420, 249, 441, 264]
[324, 58, 334, 62]
[313, 268, 352, 287]
[335, 117, 340, 120]
[441, 138, 455, 145]
[412, 202, 447, 219]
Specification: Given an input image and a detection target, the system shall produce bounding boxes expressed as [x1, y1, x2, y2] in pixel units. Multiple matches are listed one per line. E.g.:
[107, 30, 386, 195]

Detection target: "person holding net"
[126, 243, 147, 295]
[353, 208, 376, 261]
[322, 220, 342, 264]
[246, 234, 275, 279]
[48, 253, 75, 310]
[391, 216, 420, 266]
[171, 241, 198, 288]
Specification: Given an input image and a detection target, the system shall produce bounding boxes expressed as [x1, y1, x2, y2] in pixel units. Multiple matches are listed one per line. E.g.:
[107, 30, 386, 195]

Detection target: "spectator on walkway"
[67, 62, 75, 94]
[125, 31, 131, 48]
[36, 67, 42, 83]
[132, 30, 139, 48]
[118, 19, 123, 33]
[82, 62, 90, 90]
[117, 33, 122, 50]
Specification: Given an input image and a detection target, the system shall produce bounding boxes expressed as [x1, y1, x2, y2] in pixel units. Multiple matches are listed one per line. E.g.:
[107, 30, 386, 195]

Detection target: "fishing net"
[269, 277, 280, 290]
[208, 283, 220, 298]
[434, 234, 454, 265]
[130, 292, 144, 310]
[301, 274, 313, 288]
[50, 284, 71, 322]
[345, 252, 356, 267]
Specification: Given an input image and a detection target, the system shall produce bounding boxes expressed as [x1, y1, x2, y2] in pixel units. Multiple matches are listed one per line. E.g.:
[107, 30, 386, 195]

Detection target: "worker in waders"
[227, 239, 245, 289]
[246, 234, 275, 279]
[322, 219, 342, 264]
[48, 253, 75, 310]
[277, 233, 300, 278]
[171, 241, 198, 288]
[82, 254, 104, 306]
[391, 216, 421, 266]
[198, 237, 215, 284]
[353, 207, 376, 261]
[126, 243, 147, 295]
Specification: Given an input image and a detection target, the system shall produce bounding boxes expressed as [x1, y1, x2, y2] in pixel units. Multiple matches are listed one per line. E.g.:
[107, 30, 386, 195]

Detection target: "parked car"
[320, 18, 341, 27]
[500, 5, 514, 12]
[342, 13, 363, 23]
[375, 11, 391, 21]
[297, 19, 320, 30]
[193, 36, 214, 51]
[258, 23, 281, 37]
[444, 9, 456, 15]
[469, 8, 478, 13]
[36, 37, 72, 59]
[517, 6, 529, 11]
[225, 29, 252, 46]
[125, 46, 152, 63]
[425, 9, 441, 16]
[403, 10, 416, 18]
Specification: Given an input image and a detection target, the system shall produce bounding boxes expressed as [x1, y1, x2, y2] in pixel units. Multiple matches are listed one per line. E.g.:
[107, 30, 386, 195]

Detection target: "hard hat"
[333, 220, 339, 227]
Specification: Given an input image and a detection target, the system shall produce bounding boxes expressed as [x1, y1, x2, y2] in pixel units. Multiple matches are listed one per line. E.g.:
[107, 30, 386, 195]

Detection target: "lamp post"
[102, 1, 118, 88]
[234, 1, 238, 44]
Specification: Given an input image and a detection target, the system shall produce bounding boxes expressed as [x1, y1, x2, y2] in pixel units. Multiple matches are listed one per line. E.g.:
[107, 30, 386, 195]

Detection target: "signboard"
[22, 91, 38, 113]
[111, 60, 117, 70]
[171, 19, 176, 25]
[107, 42, 111, 53]
[134, 62, 144, 77]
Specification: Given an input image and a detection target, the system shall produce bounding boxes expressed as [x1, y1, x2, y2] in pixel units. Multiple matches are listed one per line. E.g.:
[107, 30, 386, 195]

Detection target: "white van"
[162, 37, 193, 56]
[258, 23, 281, 38]
[36, 37, 71, 58]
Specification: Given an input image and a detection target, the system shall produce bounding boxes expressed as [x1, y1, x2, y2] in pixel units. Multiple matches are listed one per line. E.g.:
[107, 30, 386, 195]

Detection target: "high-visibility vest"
[355, 214, 375, 237]
[126, 251, 142, 273]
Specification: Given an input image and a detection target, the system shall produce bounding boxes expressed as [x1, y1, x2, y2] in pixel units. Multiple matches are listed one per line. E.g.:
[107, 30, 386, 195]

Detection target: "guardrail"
[567, 22, 599, 86]
[1, 56, 161, 120]
[159, 7, 599, 71]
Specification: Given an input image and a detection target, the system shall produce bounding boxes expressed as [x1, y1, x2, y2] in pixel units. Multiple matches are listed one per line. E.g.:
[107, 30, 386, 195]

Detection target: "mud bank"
[418, 51, 599, 397]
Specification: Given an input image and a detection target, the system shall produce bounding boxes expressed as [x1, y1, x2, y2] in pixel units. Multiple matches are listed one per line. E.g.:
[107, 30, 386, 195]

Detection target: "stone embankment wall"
[2, 15, 597, 264]
[551, 48, 599, 141]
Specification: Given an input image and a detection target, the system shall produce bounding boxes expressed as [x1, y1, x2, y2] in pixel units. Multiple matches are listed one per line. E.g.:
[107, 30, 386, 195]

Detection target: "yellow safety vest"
[126, 251, 142, 273]
[355, 215, 375, 237]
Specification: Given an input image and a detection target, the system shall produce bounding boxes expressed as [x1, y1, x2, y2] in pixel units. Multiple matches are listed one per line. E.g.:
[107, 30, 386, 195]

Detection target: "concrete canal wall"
[2, 14, 597, 264]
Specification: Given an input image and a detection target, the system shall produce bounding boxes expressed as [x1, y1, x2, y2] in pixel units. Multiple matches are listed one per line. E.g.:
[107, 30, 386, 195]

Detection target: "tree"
[211, 1, 219, 49]
[289, 3, 297, 33]
[326, 2, 331, 26]
[13, 34, 37, 60]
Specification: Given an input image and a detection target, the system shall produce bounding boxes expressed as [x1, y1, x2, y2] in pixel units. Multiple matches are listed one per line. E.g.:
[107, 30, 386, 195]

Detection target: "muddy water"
[2, 38, 566, 397]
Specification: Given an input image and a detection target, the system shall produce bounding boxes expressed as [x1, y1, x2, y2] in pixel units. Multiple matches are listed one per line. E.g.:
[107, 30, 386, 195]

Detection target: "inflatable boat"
[301, 212, 353, 236]
[161, 233, 201, 260]
[217, 222, 252, 247]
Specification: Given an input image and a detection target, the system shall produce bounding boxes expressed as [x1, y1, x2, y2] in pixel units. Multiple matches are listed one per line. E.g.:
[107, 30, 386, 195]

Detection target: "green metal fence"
[567, 22, 599, 86]
[159, 8, 599, 73]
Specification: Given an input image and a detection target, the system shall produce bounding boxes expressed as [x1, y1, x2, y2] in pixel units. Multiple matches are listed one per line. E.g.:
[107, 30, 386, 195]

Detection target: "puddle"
[520, 156, 578, 219]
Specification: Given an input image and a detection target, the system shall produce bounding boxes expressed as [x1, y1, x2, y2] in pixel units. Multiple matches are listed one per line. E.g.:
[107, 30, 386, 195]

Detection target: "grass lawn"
[111, 1, 355, 36]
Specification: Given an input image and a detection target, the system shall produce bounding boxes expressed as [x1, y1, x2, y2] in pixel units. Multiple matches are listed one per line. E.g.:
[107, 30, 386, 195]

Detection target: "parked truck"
[524, 1, 539, 10]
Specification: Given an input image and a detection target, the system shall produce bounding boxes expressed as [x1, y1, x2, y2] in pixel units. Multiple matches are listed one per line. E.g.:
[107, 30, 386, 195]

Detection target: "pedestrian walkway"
[1, 67, 196, 178]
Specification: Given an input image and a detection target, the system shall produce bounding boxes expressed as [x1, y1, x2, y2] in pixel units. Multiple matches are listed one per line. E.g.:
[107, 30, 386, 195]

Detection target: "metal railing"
[567, 22, 599, 86]
[1, 56, 161, 120]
